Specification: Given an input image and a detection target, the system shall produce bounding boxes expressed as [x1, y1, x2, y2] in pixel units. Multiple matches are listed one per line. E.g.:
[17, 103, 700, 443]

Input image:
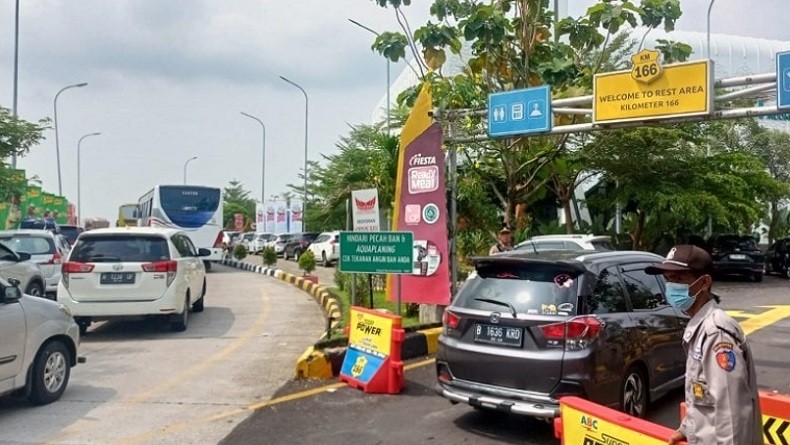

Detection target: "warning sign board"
[593, 54, 713, 124]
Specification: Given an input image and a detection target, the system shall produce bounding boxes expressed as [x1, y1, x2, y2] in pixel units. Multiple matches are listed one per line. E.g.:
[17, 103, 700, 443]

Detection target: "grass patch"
[329, 287, 421, 331]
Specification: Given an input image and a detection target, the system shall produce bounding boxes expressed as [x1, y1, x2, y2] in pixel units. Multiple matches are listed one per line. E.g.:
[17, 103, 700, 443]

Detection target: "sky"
[0, 1, 788, 221]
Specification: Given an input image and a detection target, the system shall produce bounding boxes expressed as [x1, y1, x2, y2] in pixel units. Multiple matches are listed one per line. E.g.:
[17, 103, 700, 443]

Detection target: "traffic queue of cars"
[1, 222, 211, 408]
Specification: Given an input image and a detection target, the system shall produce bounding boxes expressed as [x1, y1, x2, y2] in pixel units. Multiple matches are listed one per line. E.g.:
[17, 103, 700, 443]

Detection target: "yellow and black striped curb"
[294, 326, 443, 380]
[220, 258, 342, 329]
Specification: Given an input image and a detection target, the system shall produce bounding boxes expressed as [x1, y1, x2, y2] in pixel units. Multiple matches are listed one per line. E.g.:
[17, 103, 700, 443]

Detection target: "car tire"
[322, 252, 330, 267]
[753, 272, 763, 283]
[28, 340, 71, 406]
[192, 281, 206, 313]
[620, 365, 649, 418]
[25, 281, 44, 298]
[171, 295, 189, 332]
[76, 318, 91, 335]
[783, 264, 789, 278]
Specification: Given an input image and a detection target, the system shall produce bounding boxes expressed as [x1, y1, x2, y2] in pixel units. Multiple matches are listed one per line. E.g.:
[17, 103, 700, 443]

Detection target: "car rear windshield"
[0, 235, 54, 255]
[713, 236, 757, 249]
[71, 235, 170, 263]
[454, 263, 580, 315]
[591, 240, 615, 251]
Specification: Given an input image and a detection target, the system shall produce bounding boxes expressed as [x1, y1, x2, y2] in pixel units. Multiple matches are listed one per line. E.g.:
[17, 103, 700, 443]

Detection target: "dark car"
[436, 250, 687, 419]
[764, 237, 790, 278]
[59, 225, 85, 246]
[283, 232, 320, 261]
[706, 234, 764, 281]
[19, 218, 60, 234]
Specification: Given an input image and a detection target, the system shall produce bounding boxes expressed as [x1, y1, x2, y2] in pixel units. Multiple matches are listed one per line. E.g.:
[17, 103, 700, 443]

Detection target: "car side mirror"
[2, 281, 22, 303]
[16, 251, 31, 262]
[198, 248, 211, 257]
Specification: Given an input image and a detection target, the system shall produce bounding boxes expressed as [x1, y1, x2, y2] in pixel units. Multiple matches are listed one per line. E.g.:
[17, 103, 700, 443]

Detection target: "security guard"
[645, 245, 761, 445]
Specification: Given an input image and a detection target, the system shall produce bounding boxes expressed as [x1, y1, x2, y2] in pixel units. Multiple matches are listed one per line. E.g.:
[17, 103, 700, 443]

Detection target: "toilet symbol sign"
[488, 85, 552, 137]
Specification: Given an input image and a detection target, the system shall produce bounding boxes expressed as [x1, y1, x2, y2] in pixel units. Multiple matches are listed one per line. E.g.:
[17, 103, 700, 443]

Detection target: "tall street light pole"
[706, 0, 716, 237]
[77, 132, 101, 227]
[707, 0, 717, 59]
[348, 19, 390, 135]
[279, 75, 309, 231]
[54, 82, 88, 196]
[183, 156, 198, 185]
[12, 0, 20, 168]
[240, 112, 266, 204]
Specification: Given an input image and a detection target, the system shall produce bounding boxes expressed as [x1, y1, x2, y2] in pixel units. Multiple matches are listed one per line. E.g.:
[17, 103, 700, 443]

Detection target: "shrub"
[233, 243, 247, 260]
[298, 249, 316, 275]
[262, 246, 277, 267]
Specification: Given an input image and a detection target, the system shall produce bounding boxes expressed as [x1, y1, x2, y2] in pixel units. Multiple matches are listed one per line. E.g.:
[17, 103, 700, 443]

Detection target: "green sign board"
[339, 231, 414, 274]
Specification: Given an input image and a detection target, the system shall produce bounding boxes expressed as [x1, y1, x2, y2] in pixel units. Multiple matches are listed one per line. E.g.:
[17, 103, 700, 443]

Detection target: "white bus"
[137, 185, 224, 266]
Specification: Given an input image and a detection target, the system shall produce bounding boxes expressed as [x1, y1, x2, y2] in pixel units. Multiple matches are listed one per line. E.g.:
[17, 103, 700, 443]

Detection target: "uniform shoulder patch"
[716, 349, 737, 372]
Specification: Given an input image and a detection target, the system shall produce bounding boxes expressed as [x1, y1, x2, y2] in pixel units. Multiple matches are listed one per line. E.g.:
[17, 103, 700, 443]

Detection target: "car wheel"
[322, 252, 330, 267]
[753, 272, 763, 282]
[76, 318, 91, 335]
[28, 340, 71, 406]
[783, 264, 789, 278]
[25, 281, 44, 298]
[620, 365, 649, 418]
[192, 281, 206, 313]
[171, 295, 189, 332]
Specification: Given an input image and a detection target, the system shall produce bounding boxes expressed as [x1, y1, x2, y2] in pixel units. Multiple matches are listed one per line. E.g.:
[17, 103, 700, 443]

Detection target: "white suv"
[515, 234, 615, 252]
[0, 230, 71, 295]
[0, 278, 82, 405]
[308, 231, 340, 267]
[57, 227, 209, 334]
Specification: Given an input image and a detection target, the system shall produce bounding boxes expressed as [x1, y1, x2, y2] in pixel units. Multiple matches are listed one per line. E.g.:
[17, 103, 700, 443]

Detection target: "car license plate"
[100, 272, 136, 285]
[729, 254, 747, 260]
[473, 323, 523, 348]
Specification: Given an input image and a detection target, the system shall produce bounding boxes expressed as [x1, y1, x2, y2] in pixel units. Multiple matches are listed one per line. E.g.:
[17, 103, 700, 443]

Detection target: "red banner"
[389, 122, 450, 305]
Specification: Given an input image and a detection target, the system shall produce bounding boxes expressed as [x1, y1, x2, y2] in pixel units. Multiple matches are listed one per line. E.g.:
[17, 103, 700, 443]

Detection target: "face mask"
[664, 277, 703, 312]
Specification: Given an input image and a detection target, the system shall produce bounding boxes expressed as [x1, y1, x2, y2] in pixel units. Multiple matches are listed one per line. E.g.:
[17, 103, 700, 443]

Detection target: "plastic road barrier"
[680, 390, 790, 445]
[339, 306, 404, 394]
[554, 396, 678, 445]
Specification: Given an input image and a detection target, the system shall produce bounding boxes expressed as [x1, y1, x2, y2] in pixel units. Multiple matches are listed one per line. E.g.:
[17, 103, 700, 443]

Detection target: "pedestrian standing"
[644, 245, 761, 445]
[489, 227, 514, 255]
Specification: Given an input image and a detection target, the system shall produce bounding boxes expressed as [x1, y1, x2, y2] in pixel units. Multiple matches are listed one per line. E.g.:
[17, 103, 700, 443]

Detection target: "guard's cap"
[645, 244, 713, 275]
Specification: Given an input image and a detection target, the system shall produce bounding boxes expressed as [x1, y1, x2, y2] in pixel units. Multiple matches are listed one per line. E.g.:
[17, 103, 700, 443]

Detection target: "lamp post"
[183, 156, 198, 185]
[11, 0, 20, 168]
[77, 132, 101, 226]
[348, 19, 390, 135]
[707, 0, 717, 59]
[240, 112, 266, 204]
[54, 82, 88, 195]
[279, 75, 309, 231]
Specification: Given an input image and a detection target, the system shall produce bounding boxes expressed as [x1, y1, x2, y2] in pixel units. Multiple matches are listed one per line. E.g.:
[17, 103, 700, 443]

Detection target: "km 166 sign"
[593, 49, 713, 124]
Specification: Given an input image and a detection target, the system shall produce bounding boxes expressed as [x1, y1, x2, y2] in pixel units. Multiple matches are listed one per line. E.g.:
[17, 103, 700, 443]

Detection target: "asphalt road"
[221, 274, 790, 445]
[0, 264, 324, 445]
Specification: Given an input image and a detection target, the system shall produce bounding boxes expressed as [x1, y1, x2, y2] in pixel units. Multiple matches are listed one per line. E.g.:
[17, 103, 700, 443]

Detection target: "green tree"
[0, 106, 49, 198]
[223, 180, 255, 228]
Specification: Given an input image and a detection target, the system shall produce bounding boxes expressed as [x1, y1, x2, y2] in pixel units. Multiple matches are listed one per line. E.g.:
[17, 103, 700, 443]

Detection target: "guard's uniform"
[679, 300, 762, 444]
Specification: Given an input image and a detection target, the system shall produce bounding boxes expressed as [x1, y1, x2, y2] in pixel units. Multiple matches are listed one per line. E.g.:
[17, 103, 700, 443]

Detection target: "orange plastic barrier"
[555, 396, 679, 445]
[339, 307, 404, 394]
[680, 390, 790, 444]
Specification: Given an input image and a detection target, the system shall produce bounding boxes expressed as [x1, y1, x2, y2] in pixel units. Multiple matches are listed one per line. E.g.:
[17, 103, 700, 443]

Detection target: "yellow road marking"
[111, 358, 436, 444]
[740, 305, 790, 336]
[725, 310, 760, 320]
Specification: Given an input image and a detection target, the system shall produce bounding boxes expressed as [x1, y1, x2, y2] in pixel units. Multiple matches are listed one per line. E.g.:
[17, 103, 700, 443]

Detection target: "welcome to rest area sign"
[339, 231, 413, 274]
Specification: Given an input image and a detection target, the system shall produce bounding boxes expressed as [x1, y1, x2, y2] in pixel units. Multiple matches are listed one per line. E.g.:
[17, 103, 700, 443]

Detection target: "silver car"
[0, 278, 82, 405]
[0, 230, 71, 294]
[0, 241, 46, 298]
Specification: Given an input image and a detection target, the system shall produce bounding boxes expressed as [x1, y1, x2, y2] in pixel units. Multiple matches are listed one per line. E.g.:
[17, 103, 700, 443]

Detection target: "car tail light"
[61, 261, 94, 288]
[442, 310, 460, 335]
[142, 260, 177, 286]
[437, 363, 453, 384]
[46, 250, 63, 265]
[540, 316, 603, 350]
[213, 231, 223, 248]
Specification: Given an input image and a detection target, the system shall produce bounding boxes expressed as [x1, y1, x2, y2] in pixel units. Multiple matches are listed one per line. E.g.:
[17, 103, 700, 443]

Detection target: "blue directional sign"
[777, 51, 790, 110]
[488, 86, 552, 137]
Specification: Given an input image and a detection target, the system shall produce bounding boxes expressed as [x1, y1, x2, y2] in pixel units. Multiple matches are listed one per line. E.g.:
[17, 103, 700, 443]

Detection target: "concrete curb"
[294, 326, 443, 380]
[219, 258, 342, 329]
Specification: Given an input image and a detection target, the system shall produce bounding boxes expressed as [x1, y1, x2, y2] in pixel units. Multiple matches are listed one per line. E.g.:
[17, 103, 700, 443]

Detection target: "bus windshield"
[159, 186, 221, 229]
